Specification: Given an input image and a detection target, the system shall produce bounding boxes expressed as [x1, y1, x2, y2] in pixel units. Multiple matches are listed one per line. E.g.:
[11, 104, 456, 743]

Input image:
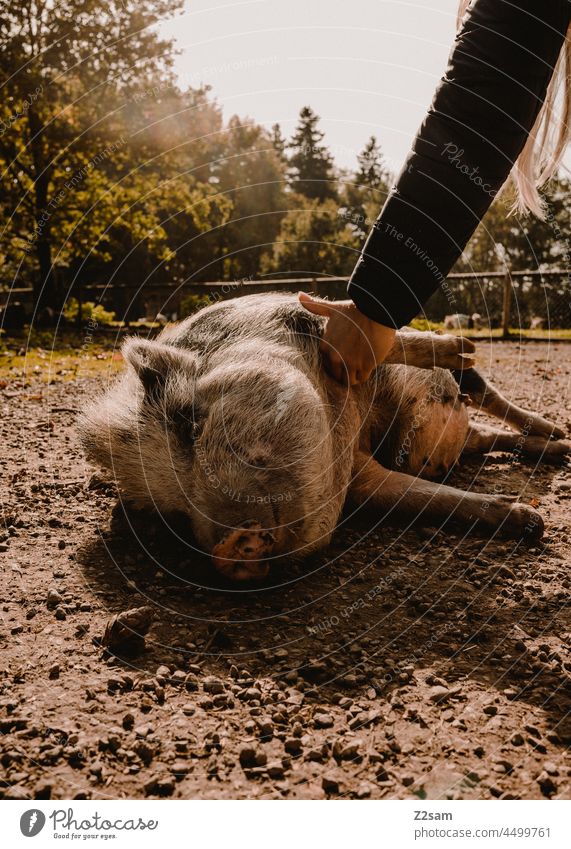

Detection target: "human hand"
[298, 292, 396, 385]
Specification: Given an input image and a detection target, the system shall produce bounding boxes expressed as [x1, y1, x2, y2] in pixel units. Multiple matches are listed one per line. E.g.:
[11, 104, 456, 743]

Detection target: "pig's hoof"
[212, 524, 274, 582]
[524, 413, 566, 441]
[504, 503, 544, 542]
[517, 435, 571, 463]
[437, 335, 476, 370]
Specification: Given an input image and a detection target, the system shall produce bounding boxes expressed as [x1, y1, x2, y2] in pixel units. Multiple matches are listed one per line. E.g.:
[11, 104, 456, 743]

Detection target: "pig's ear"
[122, 338, 197, 395]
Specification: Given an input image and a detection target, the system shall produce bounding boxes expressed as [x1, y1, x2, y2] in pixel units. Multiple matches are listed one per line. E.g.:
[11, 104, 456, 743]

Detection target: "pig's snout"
[211, 521, 275, 582]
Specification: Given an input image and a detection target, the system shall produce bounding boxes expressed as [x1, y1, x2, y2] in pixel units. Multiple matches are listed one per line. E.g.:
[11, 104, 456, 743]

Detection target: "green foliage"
[63, 298, 116, 325]
[288, 107, 337, 201]
[2, 1, 568, 328]
[409, 317, 442, 332]
[261, 196, 359, 277]
[179, 294, 212, 318]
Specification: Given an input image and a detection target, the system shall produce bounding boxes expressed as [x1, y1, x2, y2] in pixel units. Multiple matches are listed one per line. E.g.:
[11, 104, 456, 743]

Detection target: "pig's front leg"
[348, 451, 543, 541]
[384, 330, 476, 370]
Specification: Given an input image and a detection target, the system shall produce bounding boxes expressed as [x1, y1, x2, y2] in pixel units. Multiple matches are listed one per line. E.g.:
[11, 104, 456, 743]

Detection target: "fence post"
[501, 271, 512, 338]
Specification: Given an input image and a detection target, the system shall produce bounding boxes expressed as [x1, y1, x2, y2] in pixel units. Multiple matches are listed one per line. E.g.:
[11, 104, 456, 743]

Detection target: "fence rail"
[2, 268, 569, 334]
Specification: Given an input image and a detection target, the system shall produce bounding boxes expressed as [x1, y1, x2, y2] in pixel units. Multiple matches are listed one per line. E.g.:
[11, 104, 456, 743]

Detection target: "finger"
[352, 368, 371, 386]
[298, 291, 333, 317]
[457, 353, 476, 370]
[322, 349, 345, 384]
[457, 337, 476, 355]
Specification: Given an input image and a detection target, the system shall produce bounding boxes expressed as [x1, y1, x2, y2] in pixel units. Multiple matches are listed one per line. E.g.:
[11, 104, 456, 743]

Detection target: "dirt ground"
[0, 338, 570, 800]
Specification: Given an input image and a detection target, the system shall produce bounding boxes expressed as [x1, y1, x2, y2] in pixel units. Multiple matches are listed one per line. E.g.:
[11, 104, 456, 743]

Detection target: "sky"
[160, 0, 460, 174]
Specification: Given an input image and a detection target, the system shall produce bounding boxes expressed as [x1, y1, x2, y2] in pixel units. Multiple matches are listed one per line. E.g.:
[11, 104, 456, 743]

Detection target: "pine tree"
[341, 135, 390, 237]
[270, 123, 288, 164]
[288, 107, 337, 201]
[355, 136, 387, 190]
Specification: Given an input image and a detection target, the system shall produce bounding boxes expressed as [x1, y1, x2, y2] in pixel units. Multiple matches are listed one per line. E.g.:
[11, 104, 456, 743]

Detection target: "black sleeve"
[347, 0, 570, 328]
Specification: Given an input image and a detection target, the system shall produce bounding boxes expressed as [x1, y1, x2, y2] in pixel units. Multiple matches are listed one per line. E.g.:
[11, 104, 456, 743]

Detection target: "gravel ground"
[0, 339, 570, 800]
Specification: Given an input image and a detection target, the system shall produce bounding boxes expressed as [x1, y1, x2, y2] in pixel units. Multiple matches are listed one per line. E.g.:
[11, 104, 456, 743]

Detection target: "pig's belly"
[373, 365, 470, 480]
[398, 398, 470, 479]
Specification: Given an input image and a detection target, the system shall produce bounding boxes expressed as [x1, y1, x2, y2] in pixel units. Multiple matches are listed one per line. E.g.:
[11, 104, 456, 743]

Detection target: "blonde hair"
[457, 0, 571, 216]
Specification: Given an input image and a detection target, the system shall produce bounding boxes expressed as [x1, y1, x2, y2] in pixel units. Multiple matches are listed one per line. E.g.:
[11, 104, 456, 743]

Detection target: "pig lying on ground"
[444, 312, 486, 330]
[79, 293, 569, 581]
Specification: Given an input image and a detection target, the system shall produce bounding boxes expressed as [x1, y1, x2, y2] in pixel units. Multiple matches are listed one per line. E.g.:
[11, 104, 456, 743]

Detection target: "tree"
[447, 177, 571, 325]
[261, 195, 359, 277]
[0, 0, 183, 314]
[214, 116, 288, 280]
[270, 123, 288, 164]
[341, 136, 390, 239]
[288, 106, 337, 201]
[355, 135, 388, 190]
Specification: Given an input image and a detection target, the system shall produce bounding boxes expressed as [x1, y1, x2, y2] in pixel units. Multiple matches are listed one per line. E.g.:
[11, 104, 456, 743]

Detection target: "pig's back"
[160, 293, 324, 366]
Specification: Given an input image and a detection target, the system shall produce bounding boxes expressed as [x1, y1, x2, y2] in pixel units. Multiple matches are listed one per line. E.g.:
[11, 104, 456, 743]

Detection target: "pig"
[79, 293, 569, 582]
[444, 312, 486, 330]
[530, 316, 546, 330]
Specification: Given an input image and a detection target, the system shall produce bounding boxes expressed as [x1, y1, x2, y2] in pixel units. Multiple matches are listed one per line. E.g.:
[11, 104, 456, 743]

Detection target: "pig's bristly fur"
[79, 292, 560, 568]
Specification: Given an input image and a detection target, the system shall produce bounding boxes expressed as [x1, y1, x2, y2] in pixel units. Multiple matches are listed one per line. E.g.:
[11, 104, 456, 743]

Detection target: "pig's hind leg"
[462, 423, 571, 464]
[452, 368, 566, 440]
[348, 451, 543, 540]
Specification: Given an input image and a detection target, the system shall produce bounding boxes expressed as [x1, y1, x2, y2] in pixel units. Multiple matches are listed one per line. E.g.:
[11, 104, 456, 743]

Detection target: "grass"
[2, 324, 571, 386]
[0, 331, 124, 383]
[409, 319, 571, 339]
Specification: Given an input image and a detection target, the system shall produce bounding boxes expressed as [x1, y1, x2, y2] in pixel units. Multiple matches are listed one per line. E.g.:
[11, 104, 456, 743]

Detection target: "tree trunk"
[28, 106, 60, 318]
[34, 236, 59, 316]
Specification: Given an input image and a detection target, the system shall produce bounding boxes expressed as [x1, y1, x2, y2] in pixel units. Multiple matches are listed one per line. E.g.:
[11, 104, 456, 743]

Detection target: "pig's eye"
[171, 406, 202, 446]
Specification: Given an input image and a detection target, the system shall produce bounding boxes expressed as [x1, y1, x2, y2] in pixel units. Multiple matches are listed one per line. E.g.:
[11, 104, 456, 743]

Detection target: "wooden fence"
[2, 267, 569, 335]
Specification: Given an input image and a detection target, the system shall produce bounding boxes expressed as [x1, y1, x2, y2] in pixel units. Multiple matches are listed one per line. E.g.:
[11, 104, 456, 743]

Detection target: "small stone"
[122, 713, 135, 730]
[48, 663, 60, 680]
[322, 773, 341, 794]
[284, 737, 303, 755]
[170, 670, 187, 687]
[527, 737, 547, 753]
[155, 665, 171, 681]
[54, 606, 67, 621]
[239, 745, 257, 768]
[305, 746, 327, 763]
[144, 774, 175, 797]
[34, 779, 52, 799]
[510, 733, 524, 746]
[89, 760, 103, 778]
[241, 687, 262, 702]
[47, 588, 63, 608]
[538, 773, 557, 798]
[543, 762, 559, 776]
[483, 704, 498, 716]
[257, 718, 274, 740]
[133, 740, 154, 765]
[254, 749, 267, 767]
[182, 703, 195, 716]
[338, 739, 363, 761]
[266, 761, 285, 779]
[428, 685, 450, 703]
[203, 676, 225, 694]
[184, 673, 199, 692]
[314, 712, 334, 729]
[171, 760, 191, 779]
